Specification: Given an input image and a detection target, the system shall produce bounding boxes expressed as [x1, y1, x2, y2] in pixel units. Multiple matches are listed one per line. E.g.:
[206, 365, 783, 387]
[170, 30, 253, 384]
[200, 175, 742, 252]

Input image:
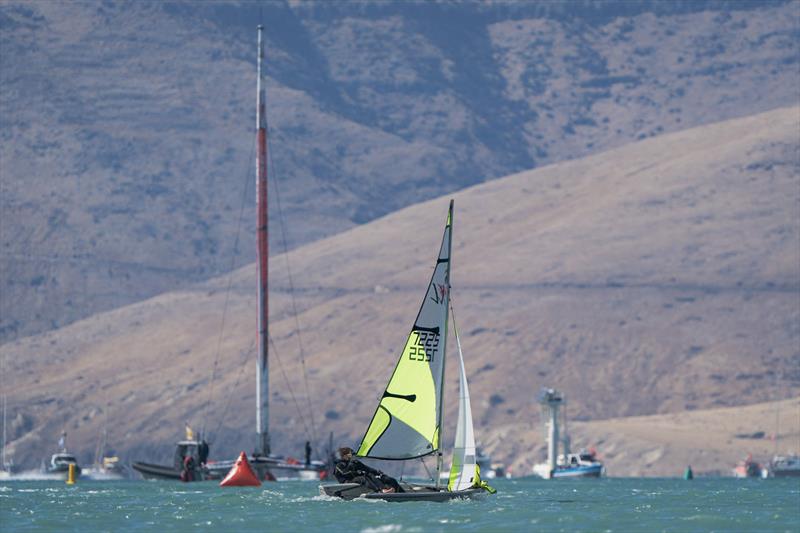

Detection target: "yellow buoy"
[66, 463, 76, 485]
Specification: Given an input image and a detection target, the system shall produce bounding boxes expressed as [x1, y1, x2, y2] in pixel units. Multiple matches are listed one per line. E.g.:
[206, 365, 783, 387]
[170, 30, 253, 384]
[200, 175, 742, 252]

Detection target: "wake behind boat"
[320, 201, 495, 502]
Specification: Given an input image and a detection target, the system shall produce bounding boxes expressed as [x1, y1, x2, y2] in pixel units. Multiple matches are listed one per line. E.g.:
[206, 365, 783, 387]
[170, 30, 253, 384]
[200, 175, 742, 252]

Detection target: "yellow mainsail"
[357, 201, 453, 460]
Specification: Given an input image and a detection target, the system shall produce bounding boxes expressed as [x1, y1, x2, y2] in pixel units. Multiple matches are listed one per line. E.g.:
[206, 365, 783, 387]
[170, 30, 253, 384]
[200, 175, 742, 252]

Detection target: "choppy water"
[2, 477, 798, 532]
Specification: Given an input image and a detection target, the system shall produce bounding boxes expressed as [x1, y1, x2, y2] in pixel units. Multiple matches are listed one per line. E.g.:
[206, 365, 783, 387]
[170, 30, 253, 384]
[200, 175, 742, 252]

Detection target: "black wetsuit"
[334, 458, 403, 492]
[198, 440, 209, 465]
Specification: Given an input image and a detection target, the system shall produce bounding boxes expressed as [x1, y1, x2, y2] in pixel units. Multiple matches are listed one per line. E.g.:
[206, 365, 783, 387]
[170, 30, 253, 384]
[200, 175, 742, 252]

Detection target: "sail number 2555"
[408, 330, 439, 362]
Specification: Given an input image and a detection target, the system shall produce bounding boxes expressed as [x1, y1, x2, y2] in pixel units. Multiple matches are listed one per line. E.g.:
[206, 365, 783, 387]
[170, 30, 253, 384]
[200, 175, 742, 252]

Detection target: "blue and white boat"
[531, 389, 604, 479]
[533, 450, 603, 479]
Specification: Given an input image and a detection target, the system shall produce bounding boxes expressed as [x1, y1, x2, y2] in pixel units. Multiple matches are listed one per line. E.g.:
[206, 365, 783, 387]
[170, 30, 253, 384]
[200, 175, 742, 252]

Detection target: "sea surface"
[1, 477, 798, 532]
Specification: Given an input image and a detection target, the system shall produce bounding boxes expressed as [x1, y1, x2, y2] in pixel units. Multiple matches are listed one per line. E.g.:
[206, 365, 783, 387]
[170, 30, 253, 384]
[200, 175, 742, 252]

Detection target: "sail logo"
[430, 283, 448, 305]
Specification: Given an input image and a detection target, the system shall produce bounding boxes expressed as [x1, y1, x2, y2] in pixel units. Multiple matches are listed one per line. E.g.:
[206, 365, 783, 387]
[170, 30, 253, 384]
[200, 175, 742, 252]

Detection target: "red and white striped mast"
[255, 24, 270, 457]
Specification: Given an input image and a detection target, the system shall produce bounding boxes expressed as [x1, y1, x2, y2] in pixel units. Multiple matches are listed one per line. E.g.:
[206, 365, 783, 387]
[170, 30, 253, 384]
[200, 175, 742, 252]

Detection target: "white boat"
[0, 381, 11, 478]
[82, 456, 127, 480]
[533, 450, 604, 479]
[0, 349, 13, 478]
[43, 433, 82, 479]
[46, 452, 81, 478]
[44, 449, 81, 479]
[532, 389, 603, 479]
[83, 406, 127, 480]
[761, 399, 800, 478]
[767, 455, 800, 478]
[320, 201, 495, 502]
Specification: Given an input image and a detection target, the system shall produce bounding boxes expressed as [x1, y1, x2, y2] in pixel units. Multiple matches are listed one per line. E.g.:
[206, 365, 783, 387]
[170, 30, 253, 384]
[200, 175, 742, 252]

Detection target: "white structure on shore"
[532, 388, 603, 479]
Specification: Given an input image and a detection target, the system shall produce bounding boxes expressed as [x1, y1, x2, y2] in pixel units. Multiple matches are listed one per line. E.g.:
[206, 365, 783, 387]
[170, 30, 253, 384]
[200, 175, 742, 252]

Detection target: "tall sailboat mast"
[435, 200, 453, 488]
[255, 24, 270, 457]
[1, 345, 6, 470]
[1, 388, 6, 470]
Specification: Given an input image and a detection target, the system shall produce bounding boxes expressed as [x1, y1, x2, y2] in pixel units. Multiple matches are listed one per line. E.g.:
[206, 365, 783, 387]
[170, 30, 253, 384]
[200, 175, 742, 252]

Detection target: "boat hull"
[131, 461, 200, 481]
[771, 468, 800, 478]
[133, 458, 324, 482]
[768, 456, 800, 478]
[532, 462, 603, 479]
[208, 457, 324, 481]
[319, 482, 485, 502]
[552, 464, 603, 478]
[45, 465, 82, 479]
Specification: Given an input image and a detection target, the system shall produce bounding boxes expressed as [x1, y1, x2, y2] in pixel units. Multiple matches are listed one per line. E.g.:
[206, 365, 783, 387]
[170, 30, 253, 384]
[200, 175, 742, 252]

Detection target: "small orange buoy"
[220, 452, 261, 487]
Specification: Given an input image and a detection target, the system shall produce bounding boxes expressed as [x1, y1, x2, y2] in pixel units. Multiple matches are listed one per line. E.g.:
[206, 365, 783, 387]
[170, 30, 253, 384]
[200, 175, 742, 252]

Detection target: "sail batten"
[357, 202, 453, 460]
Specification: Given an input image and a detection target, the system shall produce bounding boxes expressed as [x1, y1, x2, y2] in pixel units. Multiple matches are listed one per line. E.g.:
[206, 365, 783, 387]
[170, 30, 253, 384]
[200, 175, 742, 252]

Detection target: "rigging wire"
[206, 31, 318, 453]
[268, 334, 312, 439]
[209, 340, 255, 446]
[420, 457, 434, 483]
[264, 92, 319, 450]
[200, 138, 256, 439]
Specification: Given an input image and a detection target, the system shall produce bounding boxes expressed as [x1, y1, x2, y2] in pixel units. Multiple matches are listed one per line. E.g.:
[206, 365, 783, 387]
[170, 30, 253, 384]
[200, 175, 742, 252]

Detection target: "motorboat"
[532, 449, 603, 479]
[46, 452, 81, 478]
[766, 455, 800, 478]
[732, 454, 765, 478]
[532, 389, 603, 479]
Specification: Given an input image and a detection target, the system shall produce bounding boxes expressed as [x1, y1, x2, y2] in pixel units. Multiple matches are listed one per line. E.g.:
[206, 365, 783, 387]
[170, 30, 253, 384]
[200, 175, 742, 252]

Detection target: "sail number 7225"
[408, 330, 439, 362]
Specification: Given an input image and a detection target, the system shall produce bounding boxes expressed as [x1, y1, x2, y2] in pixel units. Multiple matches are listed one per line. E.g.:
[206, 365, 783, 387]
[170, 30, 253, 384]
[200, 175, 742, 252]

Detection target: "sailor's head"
[338, 447, 353, 459]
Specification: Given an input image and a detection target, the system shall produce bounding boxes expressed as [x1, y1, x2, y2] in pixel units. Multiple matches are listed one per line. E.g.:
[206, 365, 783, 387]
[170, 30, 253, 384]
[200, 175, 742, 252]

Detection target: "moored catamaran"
[320, 201, 495, 501]
[134, 25, 325, 482]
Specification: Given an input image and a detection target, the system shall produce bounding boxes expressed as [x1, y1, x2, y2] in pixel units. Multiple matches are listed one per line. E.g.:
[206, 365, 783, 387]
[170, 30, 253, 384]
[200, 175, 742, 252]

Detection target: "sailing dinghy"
[320, 201, 495, 501]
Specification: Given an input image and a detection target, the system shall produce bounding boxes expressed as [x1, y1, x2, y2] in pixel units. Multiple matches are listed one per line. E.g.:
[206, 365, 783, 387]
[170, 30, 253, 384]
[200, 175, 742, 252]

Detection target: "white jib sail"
[447, 305, 477, 491]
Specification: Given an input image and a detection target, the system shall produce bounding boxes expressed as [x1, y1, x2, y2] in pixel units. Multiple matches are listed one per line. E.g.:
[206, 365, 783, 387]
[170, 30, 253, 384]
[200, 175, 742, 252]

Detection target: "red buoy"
[219, 452, 261, 487]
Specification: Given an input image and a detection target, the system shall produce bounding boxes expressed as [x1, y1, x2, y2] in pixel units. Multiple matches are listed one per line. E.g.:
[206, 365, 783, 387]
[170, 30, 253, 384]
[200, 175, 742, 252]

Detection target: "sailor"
[305, 441, 312, 466]
[198, 439, 209, 466]
[334, 447, 403, 493]
[180, 455, 195, 482]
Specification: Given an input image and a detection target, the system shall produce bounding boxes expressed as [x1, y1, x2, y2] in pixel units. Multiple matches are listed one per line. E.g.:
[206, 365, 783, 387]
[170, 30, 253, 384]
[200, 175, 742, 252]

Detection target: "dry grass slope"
[2, 107, 798, 473]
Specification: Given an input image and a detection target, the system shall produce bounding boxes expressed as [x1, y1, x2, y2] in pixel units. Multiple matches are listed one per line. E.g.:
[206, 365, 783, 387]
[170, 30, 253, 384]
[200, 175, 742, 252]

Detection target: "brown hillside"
[2, 106, 798, 472]
[3, 1, 798, 341]
[491, 396, 800, 477]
